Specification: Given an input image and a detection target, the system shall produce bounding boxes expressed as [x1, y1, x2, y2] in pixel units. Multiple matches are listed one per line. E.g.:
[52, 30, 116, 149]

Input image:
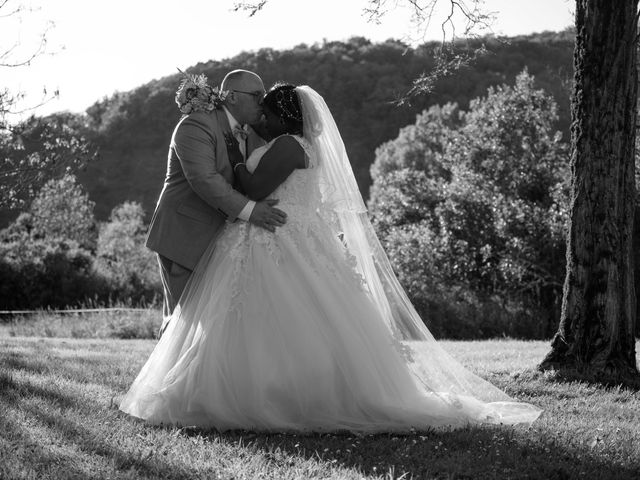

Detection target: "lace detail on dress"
[215, 222, 250, 321]
[295, 136, 316, 168]
[225, 134, 368, 297]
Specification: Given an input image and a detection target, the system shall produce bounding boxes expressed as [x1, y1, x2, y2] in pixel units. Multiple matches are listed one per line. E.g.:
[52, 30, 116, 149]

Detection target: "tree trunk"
[635, 205, 640, 338]
[539, 0, 639, 379]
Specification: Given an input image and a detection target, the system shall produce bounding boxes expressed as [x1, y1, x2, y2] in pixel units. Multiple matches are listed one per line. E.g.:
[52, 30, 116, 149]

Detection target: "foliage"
[26, 172, 98, 251]
[369, 70, 569, 338]
[0, 2, 83, 211]
[0, 173, 102, 309]
[1, 173, 96, 264]
[0, 113, 98, 210]
[370, 103, 460, 180]
[94, 201, 161, 303]
[0, 183, 160, 309]
[0, 239, 105, 310]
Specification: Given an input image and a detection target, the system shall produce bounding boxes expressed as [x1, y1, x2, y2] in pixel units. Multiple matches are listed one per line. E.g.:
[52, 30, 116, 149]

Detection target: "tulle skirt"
[120, 216, 541, 432]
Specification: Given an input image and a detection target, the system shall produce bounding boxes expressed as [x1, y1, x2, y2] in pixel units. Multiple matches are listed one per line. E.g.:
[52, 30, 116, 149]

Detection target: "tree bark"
[539, 0, 639, 379]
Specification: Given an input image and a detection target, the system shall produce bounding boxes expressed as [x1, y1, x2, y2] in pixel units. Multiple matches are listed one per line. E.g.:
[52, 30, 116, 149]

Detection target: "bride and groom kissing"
[119, 69, 542, 432]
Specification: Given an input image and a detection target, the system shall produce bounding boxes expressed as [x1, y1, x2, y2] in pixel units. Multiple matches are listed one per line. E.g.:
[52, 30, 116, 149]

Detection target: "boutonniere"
[175, 68, 227, 114]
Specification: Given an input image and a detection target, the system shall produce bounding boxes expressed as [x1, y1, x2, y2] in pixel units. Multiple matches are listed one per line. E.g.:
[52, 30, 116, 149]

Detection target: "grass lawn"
[1, 330, 639, 479]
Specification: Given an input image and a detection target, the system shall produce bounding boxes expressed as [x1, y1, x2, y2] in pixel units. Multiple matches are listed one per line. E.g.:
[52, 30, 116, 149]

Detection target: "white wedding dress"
[119, 87, 541, 432]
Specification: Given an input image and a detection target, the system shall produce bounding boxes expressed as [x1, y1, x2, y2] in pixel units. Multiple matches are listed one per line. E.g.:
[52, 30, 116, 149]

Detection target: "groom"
[146, 69, 286, 335]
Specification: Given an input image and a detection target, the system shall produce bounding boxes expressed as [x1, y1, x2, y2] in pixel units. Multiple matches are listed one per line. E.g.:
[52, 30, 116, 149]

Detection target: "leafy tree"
[0, 113, 97, 210]
[369, 70, 569, 338]
[452, 70, 568, 206]
[370, 103, 459, 180]
[95, 201, 160, 302]
[540, 0, 639, 381]
[0, 2, 96, 212]
[448, 71, 569, 332]
[369, 168, 445, 239]
[28, 173, 97, 252]
[0, 174, 102, 310]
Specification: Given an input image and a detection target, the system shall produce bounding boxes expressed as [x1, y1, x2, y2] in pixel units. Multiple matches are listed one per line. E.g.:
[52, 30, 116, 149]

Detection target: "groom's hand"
[249, 199, 287, 232]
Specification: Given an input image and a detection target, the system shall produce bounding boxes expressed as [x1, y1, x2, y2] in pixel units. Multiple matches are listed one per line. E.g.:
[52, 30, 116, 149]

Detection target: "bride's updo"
[263, 83, 303, 135]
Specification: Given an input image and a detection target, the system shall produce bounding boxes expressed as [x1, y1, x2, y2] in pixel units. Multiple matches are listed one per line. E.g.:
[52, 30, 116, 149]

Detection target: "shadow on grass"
[0, 412, 92, 480]
[543, 369, 640, 391]
[515, 367, 640, 392]
[3, 352, 52, 375]
[0, 370, 203, 480]
[2, 345, 142, 391]
[178, 422, 639, 480]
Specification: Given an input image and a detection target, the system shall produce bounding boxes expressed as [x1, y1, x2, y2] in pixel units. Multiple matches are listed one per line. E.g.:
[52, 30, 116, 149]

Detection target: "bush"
[28, 173, 98, 252]
[94, 201, 160, 305]
[0, 188, 160, 309]
[369, 70, 568, 339]
[0, 238, 108, 310]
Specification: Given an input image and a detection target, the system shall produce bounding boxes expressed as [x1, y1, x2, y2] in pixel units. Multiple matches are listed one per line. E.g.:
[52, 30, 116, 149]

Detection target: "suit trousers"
[157, 254, 192, 337]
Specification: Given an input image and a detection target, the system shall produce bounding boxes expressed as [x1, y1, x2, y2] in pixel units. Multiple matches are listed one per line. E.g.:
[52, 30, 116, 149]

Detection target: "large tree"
[539, 0, 639, 380]
[0, 1, 96, 210]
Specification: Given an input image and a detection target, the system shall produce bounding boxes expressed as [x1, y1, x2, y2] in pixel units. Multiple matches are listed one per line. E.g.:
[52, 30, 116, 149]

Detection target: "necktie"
[233, 125, 248, 159]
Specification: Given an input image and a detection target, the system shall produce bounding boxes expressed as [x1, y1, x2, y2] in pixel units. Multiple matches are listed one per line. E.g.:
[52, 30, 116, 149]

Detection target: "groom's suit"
[146, 107, 265, 323]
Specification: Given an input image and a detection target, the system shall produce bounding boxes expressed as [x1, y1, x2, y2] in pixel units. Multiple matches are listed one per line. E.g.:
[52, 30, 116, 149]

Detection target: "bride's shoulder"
[273, 134, 312, 155]
[271, 134, 304, 146]
[268, 135, 307, 168]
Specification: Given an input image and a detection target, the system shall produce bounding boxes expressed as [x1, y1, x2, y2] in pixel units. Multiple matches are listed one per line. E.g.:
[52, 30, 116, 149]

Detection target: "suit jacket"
[146, 108, 265, 270]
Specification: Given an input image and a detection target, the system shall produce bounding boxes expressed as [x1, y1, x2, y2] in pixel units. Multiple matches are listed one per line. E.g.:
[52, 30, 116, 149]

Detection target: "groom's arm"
[174, 114, 248, 221]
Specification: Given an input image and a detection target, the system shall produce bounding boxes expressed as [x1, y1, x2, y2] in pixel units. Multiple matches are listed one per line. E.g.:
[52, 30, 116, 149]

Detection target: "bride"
[119, 83, 542, 432]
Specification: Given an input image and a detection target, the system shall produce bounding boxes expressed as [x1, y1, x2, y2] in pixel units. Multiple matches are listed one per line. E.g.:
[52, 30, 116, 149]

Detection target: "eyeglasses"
[233, 89, 265, 100]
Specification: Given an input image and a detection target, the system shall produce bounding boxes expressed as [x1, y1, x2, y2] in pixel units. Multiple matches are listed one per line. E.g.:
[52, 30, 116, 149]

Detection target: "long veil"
[296, 86, 541, 422]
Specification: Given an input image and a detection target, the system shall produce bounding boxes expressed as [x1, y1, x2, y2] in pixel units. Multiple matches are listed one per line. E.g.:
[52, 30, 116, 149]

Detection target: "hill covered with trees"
[76, 31, 574, 221]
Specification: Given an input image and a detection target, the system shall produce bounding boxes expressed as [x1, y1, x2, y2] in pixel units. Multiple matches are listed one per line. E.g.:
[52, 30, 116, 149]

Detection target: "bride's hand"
[223, 132, 244, 167]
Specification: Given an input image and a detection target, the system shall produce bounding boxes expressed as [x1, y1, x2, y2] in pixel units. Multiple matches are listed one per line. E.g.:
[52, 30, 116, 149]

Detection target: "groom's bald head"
[221, 69, 264, 92]
[221, 69, 265, 125]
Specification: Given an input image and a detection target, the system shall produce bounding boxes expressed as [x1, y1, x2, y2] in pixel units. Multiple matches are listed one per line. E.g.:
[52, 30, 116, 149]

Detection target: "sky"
[2, 0, 574, 119]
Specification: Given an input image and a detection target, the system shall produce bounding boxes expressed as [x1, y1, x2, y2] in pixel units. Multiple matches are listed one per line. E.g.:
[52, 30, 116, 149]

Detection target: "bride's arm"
[227, 135, 306, 201]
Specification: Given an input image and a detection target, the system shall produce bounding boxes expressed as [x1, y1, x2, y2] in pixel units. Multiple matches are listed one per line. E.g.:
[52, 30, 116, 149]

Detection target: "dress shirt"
[223, 107, 255, 221]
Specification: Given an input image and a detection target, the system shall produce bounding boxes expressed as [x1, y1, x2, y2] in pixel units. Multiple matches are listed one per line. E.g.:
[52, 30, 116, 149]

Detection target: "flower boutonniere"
[175, 68, 227, 114]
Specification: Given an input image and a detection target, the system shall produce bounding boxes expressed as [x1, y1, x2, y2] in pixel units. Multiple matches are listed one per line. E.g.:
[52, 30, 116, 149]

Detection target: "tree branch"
[0, 1, 56, 125]
[232, 0, 267, 16]
[0, 0, 22, 18]
[234, 1, 497, 103]
[0, 30, 48, 67]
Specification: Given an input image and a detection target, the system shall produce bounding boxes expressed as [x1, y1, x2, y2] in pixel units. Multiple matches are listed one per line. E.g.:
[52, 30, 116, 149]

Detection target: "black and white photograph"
[1, 1, 639, 479]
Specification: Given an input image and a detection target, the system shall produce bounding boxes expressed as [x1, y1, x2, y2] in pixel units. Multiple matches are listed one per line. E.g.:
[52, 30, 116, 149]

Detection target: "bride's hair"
[263, 83, 303, 135]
